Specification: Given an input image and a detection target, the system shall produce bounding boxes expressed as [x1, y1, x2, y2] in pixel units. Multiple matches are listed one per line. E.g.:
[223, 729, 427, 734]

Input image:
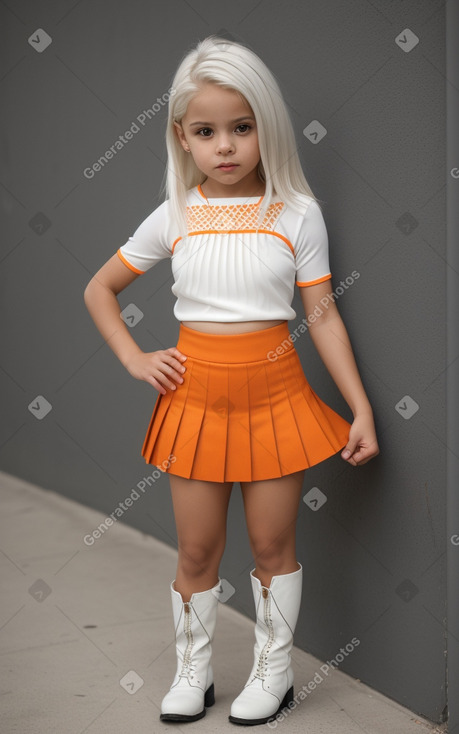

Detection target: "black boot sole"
[228, 685, 294, 726]
[160, 683, 215, 722]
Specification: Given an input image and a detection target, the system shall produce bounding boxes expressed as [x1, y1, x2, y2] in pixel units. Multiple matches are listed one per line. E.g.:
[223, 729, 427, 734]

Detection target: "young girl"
[84, 36, 379, 727]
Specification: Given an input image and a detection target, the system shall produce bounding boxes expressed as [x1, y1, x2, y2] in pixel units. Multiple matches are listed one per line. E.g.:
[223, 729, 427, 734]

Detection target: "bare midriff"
[181, 320, 285, 334]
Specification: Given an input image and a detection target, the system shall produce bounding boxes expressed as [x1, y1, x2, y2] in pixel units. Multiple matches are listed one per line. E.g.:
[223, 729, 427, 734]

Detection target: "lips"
[218, 163, 238, 169]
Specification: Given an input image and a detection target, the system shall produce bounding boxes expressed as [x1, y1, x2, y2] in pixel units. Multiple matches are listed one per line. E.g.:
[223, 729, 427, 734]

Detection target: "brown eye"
[197, 128, 213, 137]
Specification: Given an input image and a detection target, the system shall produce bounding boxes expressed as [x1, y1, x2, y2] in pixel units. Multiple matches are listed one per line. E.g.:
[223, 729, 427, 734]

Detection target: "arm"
[83, 254, 187, 395]
[299, 280, 379, 466]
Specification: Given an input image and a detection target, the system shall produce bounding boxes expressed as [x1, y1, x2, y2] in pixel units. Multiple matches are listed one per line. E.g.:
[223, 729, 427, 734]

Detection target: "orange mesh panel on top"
[185, 201, 285, 232]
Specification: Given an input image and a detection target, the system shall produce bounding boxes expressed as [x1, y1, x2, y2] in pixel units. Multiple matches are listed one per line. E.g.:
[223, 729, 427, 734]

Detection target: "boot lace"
[180, 602, 197, 679]
[254, 588, 274, 680]
[179, 660, 197, 679]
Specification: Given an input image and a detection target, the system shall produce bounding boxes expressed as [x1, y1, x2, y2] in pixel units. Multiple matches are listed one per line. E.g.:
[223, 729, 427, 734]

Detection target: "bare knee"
[178, 539, 225, 578]
[250, 536, 295, 574]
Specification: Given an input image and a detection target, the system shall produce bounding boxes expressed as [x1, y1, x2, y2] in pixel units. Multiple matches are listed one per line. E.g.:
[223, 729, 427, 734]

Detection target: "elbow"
[83, 279, 95, 305]
[84, 277, 116, 306]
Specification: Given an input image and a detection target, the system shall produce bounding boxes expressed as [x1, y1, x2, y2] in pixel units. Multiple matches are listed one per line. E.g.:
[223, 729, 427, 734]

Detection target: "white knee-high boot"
[229, 563, 303, 726]
[160, 577, 221, 722]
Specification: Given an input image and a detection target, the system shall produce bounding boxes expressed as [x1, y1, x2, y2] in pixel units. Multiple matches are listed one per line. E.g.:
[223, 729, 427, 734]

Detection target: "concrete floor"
[0, 470, 445, 734]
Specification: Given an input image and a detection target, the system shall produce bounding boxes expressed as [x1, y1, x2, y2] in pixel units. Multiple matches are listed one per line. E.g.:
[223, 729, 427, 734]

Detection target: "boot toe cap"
[161, 685, 205, 717]
[230, 682, 281, 720]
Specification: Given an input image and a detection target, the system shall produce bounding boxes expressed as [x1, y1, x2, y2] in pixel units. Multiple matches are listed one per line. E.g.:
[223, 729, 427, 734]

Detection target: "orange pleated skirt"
[141, 321, 351, 483]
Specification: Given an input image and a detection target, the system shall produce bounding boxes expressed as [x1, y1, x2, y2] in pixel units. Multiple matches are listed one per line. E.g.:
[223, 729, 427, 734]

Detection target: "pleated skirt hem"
[140, 322, 351, 483]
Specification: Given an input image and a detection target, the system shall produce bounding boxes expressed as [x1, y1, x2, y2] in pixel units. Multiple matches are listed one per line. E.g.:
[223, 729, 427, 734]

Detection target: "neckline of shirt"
[195, 183, 265, 205]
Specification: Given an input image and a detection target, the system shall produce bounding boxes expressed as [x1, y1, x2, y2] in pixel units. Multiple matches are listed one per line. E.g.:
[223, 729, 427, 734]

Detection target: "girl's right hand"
[125, 348, 187, 395]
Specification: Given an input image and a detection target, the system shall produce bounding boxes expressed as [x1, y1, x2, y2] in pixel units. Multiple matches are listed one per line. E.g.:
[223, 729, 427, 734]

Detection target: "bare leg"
[169, 474, 233, 602]
[240, 470, 305, 588]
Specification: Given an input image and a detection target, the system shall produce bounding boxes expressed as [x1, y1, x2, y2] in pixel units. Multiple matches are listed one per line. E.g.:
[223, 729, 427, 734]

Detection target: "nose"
[215, 134, 234, 154]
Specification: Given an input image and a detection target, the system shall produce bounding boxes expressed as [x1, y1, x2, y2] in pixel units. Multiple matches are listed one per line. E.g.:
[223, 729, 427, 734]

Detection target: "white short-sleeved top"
[116, 184, 332, 322]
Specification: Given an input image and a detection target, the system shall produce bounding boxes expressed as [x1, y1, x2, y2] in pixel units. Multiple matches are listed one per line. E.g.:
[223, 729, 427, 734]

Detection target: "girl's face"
[174, 83, 263, 197]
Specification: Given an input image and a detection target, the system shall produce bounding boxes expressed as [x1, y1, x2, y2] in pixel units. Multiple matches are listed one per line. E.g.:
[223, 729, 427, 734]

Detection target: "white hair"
[163, 35, 320, 235]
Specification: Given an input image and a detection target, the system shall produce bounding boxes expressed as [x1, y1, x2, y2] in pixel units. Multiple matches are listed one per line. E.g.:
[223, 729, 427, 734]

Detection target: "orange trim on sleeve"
[171, 236, 182, 255]
[116, 248, 145, 274]
[296, 273, 332, 287]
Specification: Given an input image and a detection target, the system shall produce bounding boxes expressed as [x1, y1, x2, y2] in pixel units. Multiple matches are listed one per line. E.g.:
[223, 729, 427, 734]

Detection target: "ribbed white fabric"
[117, 186, 332, 322]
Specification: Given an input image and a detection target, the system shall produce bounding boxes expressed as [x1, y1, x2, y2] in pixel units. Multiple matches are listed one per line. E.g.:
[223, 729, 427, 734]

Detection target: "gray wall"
[1, 0, 448, 725]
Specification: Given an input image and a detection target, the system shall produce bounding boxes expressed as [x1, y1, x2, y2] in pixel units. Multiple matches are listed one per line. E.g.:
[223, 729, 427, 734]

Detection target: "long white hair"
[164, 36, 320, 235]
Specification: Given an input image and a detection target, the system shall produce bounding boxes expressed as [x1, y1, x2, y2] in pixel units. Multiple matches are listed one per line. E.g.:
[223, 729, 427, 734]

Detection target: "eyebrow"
[188, 116, 255, 128]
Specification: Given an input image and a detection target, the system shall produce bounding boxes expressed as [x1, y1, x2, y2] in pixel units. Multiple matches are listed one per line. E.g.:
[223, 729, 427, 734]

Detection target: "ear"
[174, 121, 190, 152]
